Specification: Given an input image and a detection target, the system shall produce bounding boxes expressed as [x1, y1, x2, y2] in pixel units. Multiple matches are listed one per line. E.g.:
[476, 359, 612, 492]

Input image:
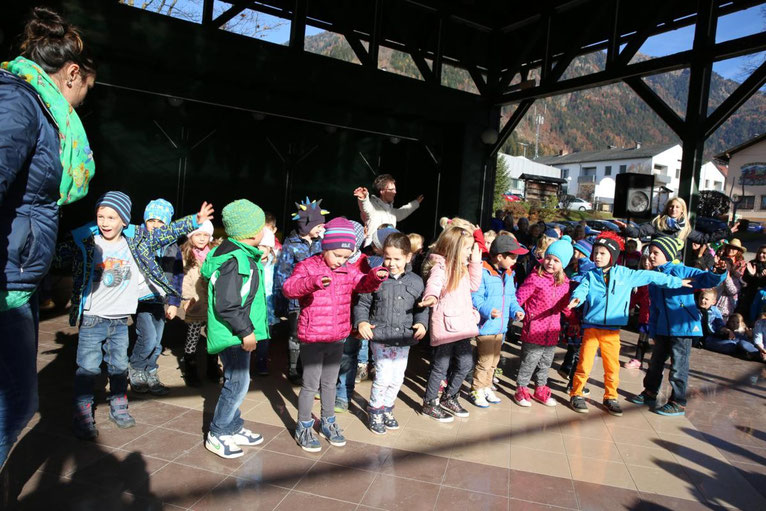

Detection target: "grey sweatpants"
[517, 343, 556, 388]
[298, 341, 344, 421]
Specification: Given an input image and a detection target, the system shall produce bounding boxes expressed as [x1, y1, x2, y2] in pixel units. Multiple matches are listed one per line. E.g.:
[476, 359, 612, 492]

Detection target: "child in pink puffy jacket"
[419, 226, 483, 422]
[514, 238, 574, 407]
[282, 217, 388, 453]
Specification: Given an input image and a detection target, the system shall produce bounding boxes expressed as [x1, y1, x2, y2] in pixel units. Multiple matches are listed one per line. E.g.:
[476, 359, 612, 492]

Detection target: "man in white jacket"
[354, 174, 424, 246]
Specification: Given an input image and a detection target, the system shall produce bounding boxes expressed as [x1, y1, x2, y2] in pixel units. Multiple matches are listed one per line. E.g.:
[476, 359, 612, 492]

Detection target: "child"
[630, 236, 727, 416]
[264, 211, 282, 252]
[559, 239, 594, 389]
[514, 238, 573, 407]
[567, 232, 690, 416]
[355, 233, 428, 434]
[698, 289, 725, 349]
[202, 200, 269, 459]
[715, 257, 741, 322]
[60, 192, 212, 440]
[274, 197, 327, 384]
[129, 199, 184, 395]
[180, 220, 218, 386]
[419, 226, 483, 422]
[283, 217, 388, 452]
[625, 254, 652, 368]
[705, 312, 761, 360]
[619, 239, 641, 270]
[408, 232, 425, 276]
[469, 234, 527, 408]
[752, 308, 766, 362]
[253, 227, 279, 376]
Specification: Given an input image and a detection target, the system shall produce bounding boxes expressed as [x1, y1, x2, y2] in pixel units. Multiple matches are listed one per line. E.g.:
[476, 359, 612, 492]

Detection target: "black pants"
[424, 339, 473, 402]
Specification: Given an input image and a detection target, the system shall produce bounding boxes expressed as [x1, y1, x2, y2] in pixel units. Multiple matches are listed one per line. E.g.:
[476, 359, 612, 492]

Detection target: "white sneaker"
[469, 389, 490, 408]
[230, 427, 264, 446]
[205, 432, 244, 459]
[484, 388, 502, 404]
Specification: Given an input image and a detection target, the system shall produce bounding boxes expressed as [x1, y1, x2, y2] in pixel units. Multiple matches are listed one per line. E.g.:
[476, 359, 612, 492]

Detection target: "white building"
[498, 153, 562, 196]
[536, 144, 725, 212]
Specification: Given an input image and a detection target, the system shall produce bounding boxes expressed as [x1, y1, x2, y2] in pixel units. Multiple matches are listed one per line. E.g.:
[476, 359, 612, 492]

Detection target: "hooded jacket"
[282, 254, 387, 342]
[472, 261, 524, 336]
[649, 262, 727, 338]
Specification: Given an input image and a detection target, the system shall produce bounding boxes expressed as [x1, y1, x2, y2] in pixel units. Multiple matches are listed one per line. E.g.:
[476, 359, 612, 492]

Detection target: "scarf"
[1, 56, 94, 205]
[666, 216, 686, 233]
[193, 245, 211, 264]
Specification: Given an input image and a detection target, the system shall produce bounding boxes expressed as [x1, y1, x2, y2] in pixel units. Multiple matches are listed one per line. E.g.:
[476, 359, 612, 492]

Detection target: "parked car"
[559, 197, 593, 211]
[746, 221, 763, 233]
[586, 220, 620, 232]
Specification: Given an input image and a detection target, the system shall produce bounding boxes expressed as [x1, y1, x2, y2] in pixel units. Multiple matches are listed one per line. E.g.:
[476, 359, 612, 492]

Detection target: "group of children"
[56, 189, 755, 460]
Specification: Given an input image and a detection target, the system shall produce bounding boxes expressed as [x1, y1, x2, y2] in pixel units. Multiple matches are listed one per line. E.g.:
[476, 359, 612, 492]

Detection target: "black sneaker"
[570, 396, 589, 413]
[440, 396, 470, 418]
[603, 399, 623, 416]
[422, 399, 454, 422]
[368, 409, 386, 435]
[383, 407, 399, 430]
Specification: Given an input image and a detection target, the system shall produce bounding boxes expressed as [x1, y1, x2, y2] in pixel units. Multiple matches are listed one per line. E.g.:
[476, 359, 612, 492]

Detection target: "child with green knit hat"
[202, 199, 271, 459]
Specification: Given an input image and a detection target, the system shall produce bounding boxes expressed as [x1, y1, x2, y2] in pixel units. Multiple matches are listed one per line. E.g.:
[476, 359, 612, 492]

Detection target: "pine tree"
[494, 155, 512, 212]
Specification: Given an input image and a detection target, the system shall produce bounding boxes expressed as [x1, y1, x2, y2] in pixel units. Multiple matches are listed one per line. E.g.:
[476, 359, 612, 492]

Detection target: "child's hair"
[407, 233, 424, 253]
[536, 259, 566, 285]
[422, 226, 472, 292]
[264, 211, 276, 225]
[534, 235, 553, 258]
[439, 216, 476, 232]
[483, 230, 497, 246]
[726, 313, 747, 333]
[384, 232, 412, 254]
[181, 236, 219, 271]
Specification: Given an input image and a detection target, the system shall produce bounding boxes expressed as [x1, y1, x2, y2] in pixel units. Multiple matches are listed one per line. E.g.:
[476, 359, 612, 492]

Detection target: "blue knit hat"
[95, 191, 132, 226]
[143, 198, 174, 226]
[222, 199, 265, 240]
[545, 238, 574, 267]
[573, 239, 593, 259]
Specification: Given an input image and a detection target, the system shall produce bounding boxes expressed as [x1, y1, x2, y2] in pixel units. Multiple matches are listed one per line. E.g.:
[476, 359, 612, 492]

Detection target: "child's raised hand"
[376, 268, 389, 280]
[412, 323, 426, 340]
[321, 276, 332, 287]
[567, 298, 580, 309]
[490, 308, 501, 318]
[197, 201, 215, 224]
[681, 278, 693, 288]
[358, 322, 375, 340]
[241, 333, 257, 352]
[419, 295, 438, 308]
[416, 194, 425, 203]
[353, 187, 369, 200]
[514, 311, 525, 321]
[470, 242, 481, 263]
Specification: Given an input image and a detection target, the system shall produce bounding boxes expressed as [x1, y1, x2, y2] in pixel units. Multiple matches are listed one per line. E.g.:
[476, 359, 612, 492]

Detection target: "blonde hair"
[483, 230, 497, 247]
[652, 198, 691, 240]
[422, 226, 472, 292]
[439, 216, 476, 232]
[534, 236, 553, 259]
[699, 288, 718, 301]
[407, 233, 424, 253]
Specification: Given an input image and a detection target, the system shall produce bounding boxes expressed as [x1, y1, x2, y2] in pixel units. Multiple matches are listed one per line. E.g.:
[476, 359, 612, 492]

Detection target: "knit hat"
[259, 227, 275, 248]
[650, 235, 684, 262]
[592, 231, 624, 267]
[573, 239, 593, 259]
[222, 199, 265, 240]
[95, 191, 132, 226]
[292, 197, 329, 236]
[544, 227, 560, 239]
[189, 220, 214, 238]
[545, 238, 574, 267]
[322, 217, 357, 251]
[348, 220, 366, 264]
[490, 234, 529, 255]
[372, 227, 400, 251]
[143, 198, 174, 226]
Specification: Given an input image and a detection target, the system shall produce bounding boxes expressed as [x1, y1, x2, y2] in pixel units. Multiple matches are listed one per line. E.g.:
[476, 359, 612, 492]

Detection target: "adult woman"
[615, 197, 738, 244]
[0, 7, 95, 466]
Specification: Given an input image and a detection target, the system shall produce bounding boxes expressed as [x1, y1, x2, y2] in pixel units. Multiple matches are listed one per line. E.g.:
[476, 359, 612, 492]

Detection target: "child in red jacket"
[626, 254, 652, 369]
[283, 217, 388, 453]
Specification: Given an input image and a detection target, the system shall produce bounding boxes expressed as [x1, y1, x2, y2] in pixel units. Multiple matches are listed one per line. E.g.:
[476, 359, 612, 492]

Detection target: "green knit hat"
[222, 199, 265, 240]
[649, 235, 684, 262]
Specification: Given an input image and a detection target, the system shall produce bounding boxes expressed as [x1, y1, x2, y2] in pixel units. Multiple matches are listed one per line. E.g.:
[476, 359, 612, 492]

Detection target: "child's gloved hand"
[412, 323, 426, 340]
[196, 201, 215, 224]
[241, 333, 257, 352]
[358, 322, 375, 340]
[638, 323, 649, 334]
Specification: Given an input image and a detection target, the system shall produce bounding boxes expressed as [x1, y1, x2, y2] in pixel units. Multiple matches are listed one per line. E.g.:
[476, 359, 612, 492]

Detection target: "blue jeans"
[74, 316, 130, 407]
[643, 336, 692, 406]
[358, 338, 370, 365]
[336, 336, 360, 403]
[209, 344, 250, 436]
[0, 295, 39, 467]
[130, 303, 166, 372]
[705, 336, 760, 357]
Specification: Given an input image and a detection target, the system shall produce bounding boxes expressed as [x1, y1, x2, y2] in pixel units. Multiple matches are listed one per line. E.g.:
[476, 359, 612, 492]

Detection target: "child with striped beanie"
[283, 217, 389, 452]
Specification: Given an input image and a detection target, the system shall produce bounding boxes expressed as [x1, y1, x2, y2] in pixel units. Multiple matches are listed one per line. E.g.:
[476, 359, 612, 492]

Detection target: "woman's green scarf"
[1, 56, 94, 205]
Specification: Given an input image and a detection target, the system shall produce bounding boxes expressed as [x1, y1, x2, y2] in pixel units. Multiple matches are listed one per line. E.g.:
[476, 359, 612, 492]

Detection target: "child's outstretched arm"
[354, 267, 389, 294]
[214, 258, 257, 351]
[282, 259, 324, 298]
[568, 278, 590, 308]
[420, 259, 446, 307]
[147, 202, 214, 251]
[629, 269, 689, 289]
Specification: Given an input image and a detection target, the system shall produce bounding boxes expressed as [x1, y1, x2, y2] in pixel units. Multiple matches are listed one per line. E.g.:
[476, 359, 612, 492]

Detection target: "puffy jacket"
[54, 215, 198, 326]
[572, 265, 684, 329]
[649, 263, 727, 338]
[0, 69, 63, 292]
[354, 271, 428, 346]
[516, 270, 571, 346]
[472, 261, 524, 336]
[273, 230, 322, 315]
[282, 254, 387, 342]
[423, 254, 482, 346]
[700, 305, 725, 338]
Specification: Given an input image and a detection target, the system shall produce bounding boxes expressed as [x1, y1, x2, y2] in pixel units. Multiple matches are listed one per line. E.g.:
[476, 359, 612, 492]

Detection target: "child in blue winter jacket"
[469, 235, 527, 408]
[630, 236, 727, 416]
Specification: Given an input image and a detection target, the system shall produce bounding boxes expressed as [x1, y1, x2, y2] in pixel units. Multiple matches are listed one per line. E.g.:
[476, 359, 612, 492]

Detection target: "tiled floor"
[4, 312, 766, 510]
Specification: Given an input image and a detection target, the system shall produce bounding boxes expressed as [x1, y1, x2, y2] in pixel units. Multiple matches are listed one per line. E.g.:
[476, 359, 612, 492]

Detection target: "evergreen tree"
[494, 155, 512, 211]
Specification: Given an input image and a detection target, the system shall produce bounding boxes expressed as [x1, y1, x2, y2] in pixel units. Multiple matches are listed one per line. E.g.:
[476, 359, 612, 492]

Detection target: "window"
[561, 169, 569, 179]
[739, 195, 755, 210]
[761, 196, 766, 210]
[675, 168, 680, 178]
[619, 164, 626, 174]
[705, 180, 710, 189]
[583, 166, 596, 176]
[604, 165, 612, 176]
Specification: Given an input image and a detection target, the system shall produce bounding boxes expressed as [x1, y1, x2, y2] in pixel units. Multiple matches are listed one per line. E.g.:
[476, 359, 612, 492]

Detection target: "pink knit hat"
[321, 217, 356, 251]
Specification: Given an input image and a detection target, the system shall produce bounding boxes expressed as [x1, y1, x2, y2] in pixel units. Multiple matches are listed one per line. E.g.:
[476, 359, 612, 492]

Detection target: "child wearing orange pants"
[567, 232, 690, 416]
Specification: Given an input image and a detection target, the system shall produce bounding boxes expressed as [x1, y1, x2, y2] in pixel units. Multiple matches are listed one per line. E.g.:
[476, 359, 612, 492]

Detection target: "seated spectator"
[705, 312, 760, 361]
